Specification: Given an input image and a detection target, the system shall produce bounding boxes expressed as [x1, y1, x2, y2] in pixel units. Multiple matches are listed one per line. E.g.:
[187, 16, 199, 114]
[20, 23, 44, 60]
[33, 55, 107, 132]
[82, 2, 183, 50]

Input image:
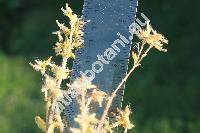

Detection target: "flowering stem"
[57, 20, 75, 88]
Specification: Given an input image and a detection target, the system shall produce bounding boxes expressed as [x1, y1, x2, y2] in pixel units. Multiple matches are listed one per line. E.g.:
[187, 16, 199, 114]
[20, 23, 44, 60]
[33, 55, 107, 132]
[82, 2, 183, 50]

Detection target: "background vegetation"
[0, 0, 199, 132]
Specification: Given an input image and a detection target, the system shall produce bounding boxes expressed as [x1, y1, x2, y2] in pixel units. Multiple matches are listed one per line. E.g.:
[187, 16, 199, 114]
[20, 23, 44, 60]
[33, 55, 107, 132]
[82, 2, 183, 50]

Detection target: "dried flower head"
[72, 113, 98, 132]
[51, 64, 70, 81]
[91, 89, 107, 107]
[30, 57, 52, 74]
[137, 21, 168, 52]
[53, 4, 84, 59]
[41, 75, 57, 101]
[116, 106, 134, 130]
[61, 4, 73, 17]
[69, 76, 96, 94]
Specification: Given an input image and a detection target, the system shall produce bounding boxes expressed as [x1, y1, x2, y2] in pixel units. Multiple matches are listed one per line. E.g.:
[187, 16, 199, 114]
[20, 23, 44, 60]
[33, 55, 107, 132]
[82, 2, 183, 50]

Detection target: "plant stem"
[97, 43, 152, 131]
[97, 63, 140, 130]
[57, 57, 68, 87]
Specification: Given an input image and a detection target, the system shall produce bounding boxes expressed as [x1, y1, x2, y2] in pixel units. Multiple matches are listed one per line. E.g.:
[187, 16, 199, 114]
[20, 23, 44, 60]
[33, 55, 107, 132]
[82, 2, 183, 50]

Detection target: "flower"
[61, 4, 78, 26]
[69, 76, 96, 93]
[71, 113, 98, 133]
[137, 21, 168, 52]
[30, 57, 52, 74]
[42, 75, 57, 100]
[70, 128, 81, 133]
[53, 15, 84, 58]
[42, 75, 65, 101]
[55, 20, 70, 36]
[61, 4, 73, 18]
[116, 106, 134, 130]
[54, 40, 76, 58]
[91, 89, 107, 107]
[52, 31, 64, 42]
[75, 113, 98, 127]
[51, 64, 70, 81]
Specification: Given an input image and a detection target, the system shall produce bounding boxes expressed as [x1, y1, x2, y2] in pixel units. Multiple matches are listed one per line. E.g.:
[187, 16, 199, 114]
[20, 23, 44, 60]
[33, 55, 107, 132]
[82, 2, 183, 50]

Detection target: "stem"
[57, 57, 68, 87]
[81, 90, 86, 133]
[97, 64, 140, 131]
[139, 46, 152, 63]
[46, 100, 51, 131]
[97, 43, 152, 131]
[138, 42, 145, 59]
[46, 19, 75, 132]
[57, 21, 75, 88]
[124, 128, 128, 133]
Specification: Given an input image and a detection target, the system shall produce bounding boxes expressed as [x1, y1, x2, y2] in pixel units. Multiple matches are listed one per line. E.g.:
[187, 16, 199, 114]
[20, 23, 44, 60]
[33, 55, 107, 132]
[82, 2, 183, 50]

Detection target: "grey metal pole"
[65, 0, 138, 127]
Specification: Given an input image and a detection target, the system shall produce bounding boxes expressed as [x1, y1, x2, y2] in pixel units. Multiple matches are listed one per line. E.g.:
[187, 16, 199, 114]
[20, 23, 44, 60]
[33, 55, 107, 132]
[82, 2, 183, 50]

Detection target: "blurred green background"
[0, 0, 199, 133]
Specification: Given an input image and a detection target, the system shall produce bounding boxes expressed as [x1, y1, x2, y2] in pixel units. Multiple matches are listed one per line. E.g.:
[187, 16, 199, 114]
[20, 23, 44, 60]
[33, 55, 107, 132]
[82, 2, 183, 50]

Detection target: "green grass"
[0, 54, 44, 133]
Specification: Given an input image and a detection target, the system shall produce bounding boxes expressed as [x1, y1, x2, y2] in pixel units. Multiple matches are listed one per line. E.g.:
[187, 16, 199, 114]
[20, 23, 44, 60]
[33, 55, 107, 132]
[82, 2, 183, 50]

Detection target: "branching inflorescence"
[31, 3, 168, 133]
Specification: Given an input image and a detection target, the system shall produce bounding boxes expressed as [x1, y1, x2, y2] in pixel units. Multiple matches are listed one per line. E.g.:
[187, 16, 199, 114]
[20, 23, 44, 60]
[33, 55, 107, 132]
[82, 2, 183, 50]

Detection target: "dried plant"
[31, 3, 168, 133]
[31, 4, 84, 133]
